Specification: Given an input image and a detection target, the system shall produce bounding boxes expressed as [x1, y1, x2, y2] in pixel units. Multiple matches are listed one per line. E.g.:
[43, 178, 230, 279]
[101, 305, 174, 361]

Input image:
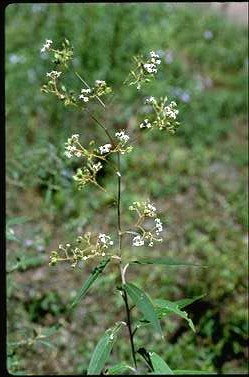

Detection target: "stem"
[85, 108, 115, 146]
[117, 151, 137, 369]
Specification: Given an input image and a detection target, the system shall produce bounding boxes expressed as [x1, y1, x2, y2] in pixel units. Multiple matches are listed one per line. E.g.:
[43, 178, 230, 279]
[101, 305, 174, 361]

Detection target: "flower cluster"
[72, 161, 103, 190]
[115, 130, 130, 144]
[78, 80, 112, 104]
[139, 97, 180, 134]
[143, 51, 161, 74]
[99, 143, 112, 155]
[40, 39, 53, 53]
[127, 51, 161, 90]
[64, 134, 83, 159]
[129, 200, 157, 218]
[49, 232, 118, 268]
[46, 70, 62, 80]
[129, 200, 164, 247]
[114, 130, 133, 155]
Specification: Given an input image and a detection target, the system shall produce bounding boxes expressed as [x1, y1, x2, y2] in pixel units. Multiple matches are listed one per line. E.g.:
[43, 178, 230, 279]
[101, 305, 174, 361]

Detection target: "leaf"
[106, 363, 134, 375]
[124, 283, 163, 337]
[153, 299, 196, 332]
[150, 352, 173, 374]
[173, 370, 216, 375]
[36, 339, 56, 349]
[130, 258, 206, 267]
[87, 322, 125, 375]
[174, 294, 206, 309]
[68, 258, 110, 310]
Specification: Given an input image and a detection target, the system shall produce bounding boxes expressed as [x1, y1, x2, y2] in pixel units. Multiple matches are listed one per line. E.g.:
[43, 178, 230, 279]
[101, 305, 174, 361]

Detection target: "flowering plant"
[40, 38, 205, 375]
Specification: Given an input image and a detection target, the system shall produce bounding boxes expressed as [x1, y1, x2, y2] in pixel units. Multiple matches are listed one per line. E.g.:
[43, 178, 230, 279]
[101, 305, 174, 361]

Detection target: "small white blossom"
[95, 80, 106, 86]
[99, 143, 112, 154]
[40, 39, 53, 53]
[132, 235, 144, 247]
[164, 101, 179, 119]
[97, 233, 114, 248]
[79, 95, 89, 102]
[46, 70, 61, 79]
[145, 96, 156, 104]
[155, 218, 163, 235]
[115, 130, 130, 144]
[92, 162, 102, 172]
[140, 119, 152, 129]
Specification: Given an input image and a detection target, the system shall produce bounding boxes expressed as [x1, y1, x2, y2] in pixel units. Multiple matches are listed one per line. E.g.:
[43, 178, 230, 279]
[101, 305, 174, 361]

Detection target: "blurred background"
[6, 3, 248, 374]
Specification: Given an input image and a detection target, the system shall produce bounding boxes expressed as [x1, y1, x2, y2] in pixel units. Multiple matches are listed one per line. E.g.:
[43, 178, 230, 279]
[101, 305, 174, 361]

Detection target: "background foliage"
[6, 3, 248, 374]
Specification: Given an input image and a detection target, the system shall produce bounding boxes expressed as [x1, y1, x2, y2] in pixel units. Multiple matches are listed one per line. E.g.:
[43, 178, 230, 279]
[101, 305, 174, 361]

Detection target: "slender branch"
[117, 151, 137, 370]
[74, 71, 106, 109]
[85, 108, 115, 146]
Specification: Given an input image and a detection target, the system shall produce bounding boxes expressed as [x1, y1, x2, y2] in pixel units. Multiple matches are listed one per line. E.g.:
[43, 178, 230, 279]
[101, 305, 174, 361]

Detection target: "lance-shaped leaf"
[69, 258, 110, 310]
[173, 370, 216, 375]
[87, 321, 125, 375]
[153, 298, 196, 332]
[174, 294, 206, 309]
[124, 283, 163, 337]
[149, 352, 173, 374]
[130, 258, 206, 267]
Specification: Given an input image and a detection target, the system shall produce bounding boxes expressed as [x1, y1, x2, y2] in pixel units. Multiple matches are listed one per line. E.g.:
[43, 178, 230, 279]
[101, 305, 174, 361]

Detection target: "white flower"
[79, 95, 89, 102]
[99, 143, 112, 154]
[71, 134, 79, 142]
[40, 39, 53, 53]
[65, 151, 72, 158]
[155, 218, 163, 235]
[115, 130, 130, 144]
[81, 88, 91, 94]
[132, 235, 144, 247]
[145, 96, 155, 104]
[95, 80, 106, 86]
[97, 233, 114, 248]
[92, 162, 102, 172]
[46, 70, 61, 79]
[164, 101, 179, 119]
[140, 119, 152, 129]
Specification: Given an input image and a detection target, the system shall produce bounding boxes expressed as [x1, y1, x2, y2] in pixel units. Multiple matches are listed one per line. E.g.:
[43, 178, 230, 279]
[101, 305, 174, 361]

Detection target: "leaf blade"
[130, 258, 206, 267]
[150, 352, 173, 374]
[153, 298, 196, 332]
[87, 322, 125, 375]
[69, 258, 110, 310]
[124, 283, 163, 337]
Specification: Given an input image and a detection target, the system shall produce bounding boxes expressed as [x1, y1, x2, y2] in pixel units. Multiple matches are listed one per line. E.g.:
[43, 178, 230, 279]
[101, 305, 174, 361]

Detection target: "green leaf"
[124, 283, 163, 337]
[87, 322, 125, 375]
[153, 299, 196, 332]
[174, 294, 206, 309]
[69, 258, 110, 310]
[173, 370, 216, 375]
[150, 352, 173, 374]
[106, 363, 134, 375]
[36, 339, 56, 349]
[130, 258, 206, 267]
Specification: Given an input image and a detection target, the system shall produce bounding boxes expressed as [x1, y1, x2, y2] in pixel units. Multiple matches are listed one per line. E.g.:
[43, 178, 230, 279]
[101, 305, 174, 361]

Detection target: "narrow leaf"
[150, 352, 173, 374]
[87, 322, 125, 375]
[173, 370, 216, 375]
[174, 294, 206, 309]
[69, 258, 110, 310]
[153, 299, 195, 332]
[106, 363, 134, 375]
[130, 258, 206, 267]
[124, 283, 163, 337]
